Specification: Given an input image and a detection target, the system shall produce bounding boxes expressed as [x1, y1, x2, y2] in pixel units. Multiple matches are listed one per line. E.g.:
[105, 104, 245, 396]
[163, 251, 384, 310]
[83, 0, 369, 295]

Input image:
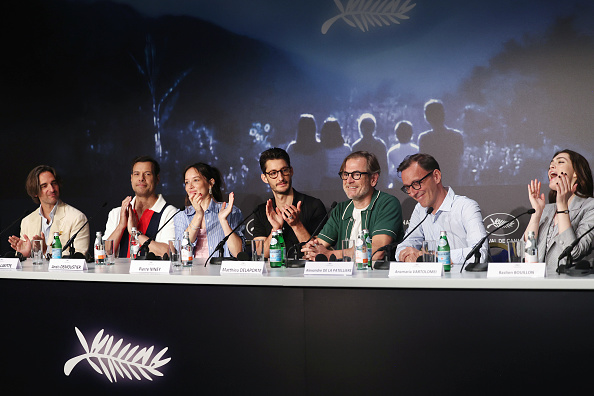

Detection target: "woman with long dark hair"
[525, 149, 594, 268]
[174, 163, 244, 258]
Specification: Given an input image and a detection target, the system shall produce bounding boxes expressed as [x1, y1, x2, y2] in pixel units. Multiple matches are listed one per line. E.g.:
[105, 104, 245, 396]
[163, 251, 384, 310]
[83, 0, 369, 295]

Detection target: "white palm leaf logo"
[64, 327, 171, 382]
[322, 0, 416, 34]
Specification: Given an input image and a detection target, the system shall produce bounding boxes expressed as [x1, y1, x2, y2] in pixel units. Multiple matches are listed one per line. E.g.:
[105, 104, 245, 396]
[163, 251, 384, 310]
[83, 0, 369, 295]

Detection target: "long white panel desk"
[1, 259, 593, 395]
[2, 259, 592, 289]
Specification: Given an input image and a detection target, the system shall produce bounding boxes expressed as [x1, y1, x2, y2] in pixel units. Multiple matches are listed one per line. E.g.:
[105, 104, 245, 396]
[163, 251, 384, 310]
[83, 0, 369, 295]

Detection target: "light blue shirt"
[39, 202, 59, 248]
[396, 188, 488, 263]
[173, 199, 244, 258]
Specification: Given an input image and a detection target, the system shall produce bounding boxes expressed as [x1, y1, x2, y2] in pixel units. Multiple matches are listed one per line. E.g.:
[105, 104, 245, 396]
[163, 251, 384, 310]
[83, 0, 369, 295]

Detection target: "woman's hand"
[218, 192, 235, 223]
[527, 179, 546, 215]
[554, 172, 577, 211]
[189, 192, 205, 219]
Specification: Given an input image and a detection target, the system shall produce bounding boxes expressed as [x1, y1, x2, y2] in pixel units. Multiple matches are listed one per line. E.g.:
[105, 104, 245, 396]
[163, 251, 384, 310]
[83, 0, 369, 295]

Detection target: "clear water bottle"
[181, 231, 193, 267]
[129, 227, 140, 259]
[355, 231, 368, 270]
[52, 232, 62, 259]
[94, 231, 106, 264]
[270, 230, 282, 268]
[363, 229, 372, 268]
[437, 231, 451, 272]
[525, 231, 538, 263]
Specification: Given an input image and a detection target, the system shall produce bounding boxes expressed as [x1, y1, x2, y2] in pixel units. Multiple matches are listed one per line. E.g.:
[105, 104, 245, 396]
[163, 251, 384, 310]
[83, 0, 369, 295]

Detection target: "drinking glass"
[251, 238, 266, 261]
[508, 240, 524, 263]
[104, 239, 115, 265]
[168, 239, 181, 267]
[31, 239, 44, 265]
[422, 240, 436, 262]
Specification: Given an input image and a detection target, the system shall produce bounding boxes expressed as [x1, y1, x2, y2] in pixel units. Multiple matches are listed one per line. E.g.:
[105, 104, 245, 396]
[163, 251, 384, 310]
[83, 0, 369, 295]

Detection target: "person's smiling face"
[342, 157, 377, 204]
[400, 162, 439, 209]
[548, 153, 577, 192]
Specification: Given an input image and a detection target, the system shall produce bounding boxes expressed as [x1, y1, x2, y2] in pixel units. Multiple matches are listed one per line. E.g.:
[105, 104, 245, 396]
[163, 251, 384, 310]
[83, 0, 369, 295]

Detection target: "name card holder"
[304, 261, 354, 276]
[389, 262, 443, 277]
[0, 258, 21, 270]
[48, 258, 87, 271]
[220, 261, 267, 275]
[129, 260, 171, 274]
[487, 262, 546, 278]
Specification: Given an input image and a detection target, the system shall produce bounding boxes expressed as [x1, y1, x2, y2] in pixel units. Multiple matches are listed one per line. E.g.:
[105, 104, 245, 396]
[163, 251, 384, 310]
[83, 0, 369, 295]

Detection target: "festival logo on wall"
[64, 327, 171, 383]
[483, 213, 520, 237]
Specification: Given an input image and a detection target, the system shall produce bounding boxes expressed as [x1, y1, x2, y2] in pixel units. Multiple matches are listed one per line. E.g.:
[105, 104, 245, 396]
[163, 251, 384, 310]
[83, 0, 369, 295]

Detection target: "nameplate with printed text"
[304, 261, 354, 276]
[0, 258, 21, 270]
[220, 261, 266, 275]
[487, 262, 546, 278]
[48, 258, 87, 271]
[389, 262, 443, 277]
[129, 260, 171, 274]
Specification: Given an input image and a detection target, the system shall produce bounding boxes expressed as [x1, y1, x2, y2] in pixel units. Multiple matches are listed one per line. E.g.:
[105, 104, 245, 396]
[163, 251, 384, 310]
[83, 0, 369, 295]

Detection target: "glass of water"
[422, 240, 436, 262]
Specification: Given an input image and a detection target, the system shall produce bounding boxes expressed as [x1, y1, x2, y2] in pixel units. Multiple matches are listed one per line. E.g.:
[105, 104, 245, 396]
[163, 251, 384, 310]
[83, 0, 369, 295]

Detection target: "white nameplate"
[389, 262, 443, 277]
[48, 258, 87, 271]
[487, 262, 546, 278]
[220, 261, 266, 275]
[0, 258, 21, 270]
[304, 261, 354, 276]
[129, 260, 171, 273]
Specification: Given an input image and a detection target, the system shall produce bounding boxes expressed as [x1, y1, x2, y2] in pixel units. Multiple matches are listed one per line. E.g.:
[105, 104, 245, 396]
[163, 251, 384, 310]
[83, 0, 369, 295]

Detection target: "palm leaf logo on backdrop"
[322, 0, 416, 34]
[64, 327, 171, 382]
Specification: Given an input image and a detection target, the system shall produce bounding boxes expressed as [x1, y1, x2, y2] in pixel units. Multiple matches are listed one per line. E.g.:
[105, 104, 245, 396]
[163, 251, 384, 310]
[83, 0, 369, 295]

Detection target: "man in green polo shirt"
[302, 151, 403, 261]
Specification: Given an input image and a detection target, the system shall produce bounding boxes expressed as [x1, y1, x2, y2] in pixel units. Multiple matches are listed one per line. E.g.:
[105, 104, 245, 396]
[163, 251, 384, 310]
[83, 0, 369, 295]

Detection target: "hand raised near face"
[265, 199, 283, 231]
[527, 179, 545, 215]
[278, 201, 302, 228]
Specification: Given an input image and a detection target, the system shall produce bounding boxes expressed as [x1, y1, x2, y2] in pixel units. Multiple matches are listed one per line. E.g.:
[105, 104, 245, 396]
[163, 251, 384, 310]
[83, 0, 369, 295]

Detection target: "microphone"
[373, 206, 434, 269]
[557, 223, 594, 273]
[63, 202, 108, 257]
[315, 253, 328, 262]
[461, 208, 536, 272]
[286, 201, 338, 268]
[135, 208, 182, 259]
[205, 207, 258, 266]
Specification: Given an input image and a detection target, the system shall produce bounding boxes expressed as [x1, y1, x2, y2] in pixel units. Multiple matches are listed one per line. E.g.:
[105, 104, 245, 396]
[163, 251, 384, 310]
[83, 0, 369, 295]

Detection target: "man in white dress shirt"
[395, 153, 488, 263]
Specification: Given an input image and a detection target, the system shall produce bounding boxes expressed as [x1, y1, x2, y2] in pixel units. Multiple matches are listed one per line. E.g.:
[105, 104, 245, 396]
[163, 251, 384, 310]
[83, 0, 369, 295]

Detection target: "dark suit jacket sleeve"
[304, 198, 328, 236]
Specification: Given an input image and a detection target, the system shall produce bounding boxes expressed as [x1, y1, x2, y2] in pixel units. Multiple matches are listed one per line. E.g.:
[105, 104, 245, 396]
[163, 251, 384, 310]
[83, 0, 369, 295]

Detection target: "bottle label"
[130, 244, 139, 257]
[270, 237, 277, 246]
[356, 249, 368, 265]
[270, 249, 282, 263]
[52, 248, 62, 259]
[94, 248, 106, 261]
[437, 251, 451, 264]
[181, 249, 193, 263]
[438, 239, 448, 248]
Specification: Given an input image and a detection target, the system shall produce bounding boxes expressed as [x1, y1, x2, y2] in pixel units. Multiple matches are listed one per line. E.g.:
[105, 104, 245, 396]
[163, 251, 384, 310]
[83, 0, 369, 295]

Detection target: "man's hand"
[279, 201, 302, 228]
[265, 199, 283, 231]
[301, 237, 332, 261]
[8, 234, 32, 257]
[398, 247, 423, 262]
[118, 197, 131, 223]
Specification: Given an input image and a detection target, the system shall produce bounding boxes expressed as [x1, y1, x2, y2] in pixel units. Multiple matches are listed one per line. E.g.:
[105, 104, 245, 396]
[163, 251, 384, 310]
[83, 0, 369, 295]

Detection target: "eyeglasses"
[338, 171, 370, 180]
[401, 171, 434, 194]
[265, 167, 291, 179]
